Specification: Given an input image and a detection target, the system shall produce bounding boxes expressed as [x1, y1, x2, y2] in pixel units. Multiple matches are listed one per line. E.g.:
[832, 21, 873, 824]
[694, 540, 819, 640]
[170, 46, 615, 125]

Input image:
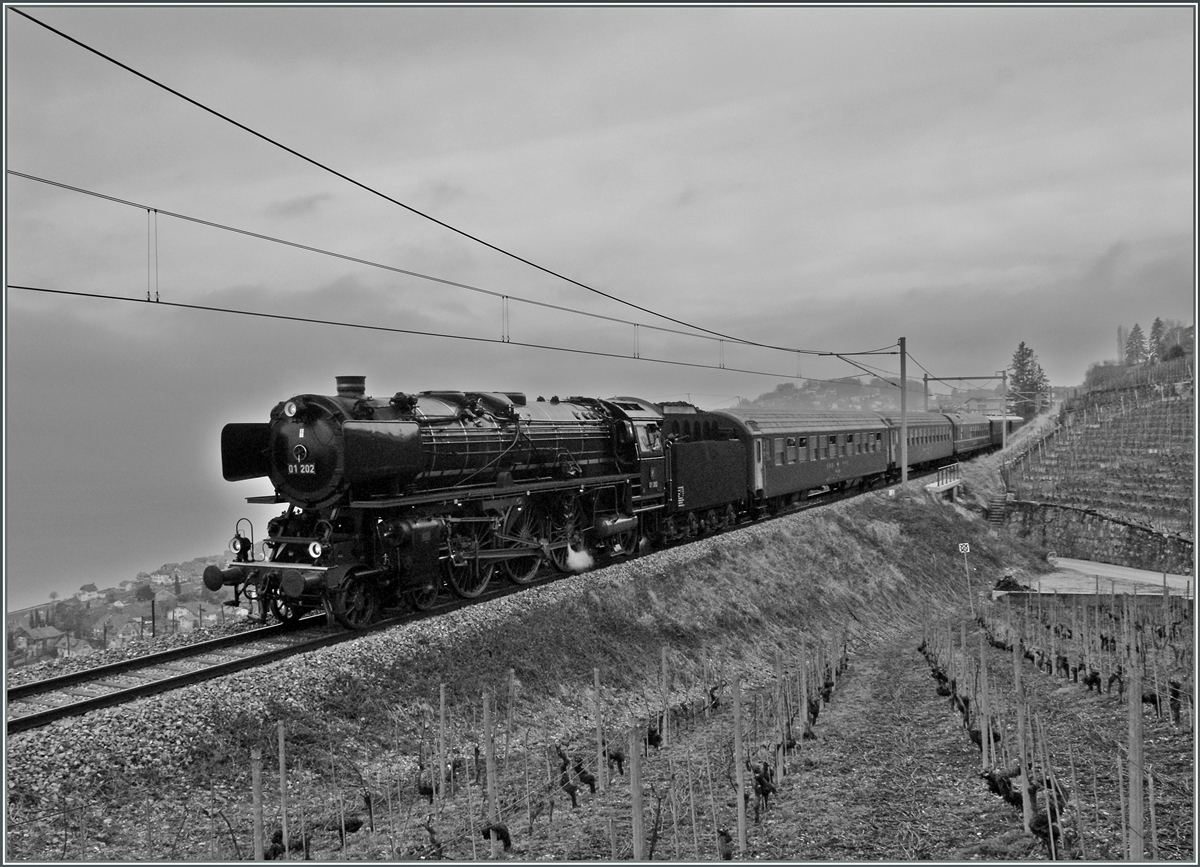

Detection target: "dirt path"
[741, 631, 1036, 861]
[511, 628, 1046, 861]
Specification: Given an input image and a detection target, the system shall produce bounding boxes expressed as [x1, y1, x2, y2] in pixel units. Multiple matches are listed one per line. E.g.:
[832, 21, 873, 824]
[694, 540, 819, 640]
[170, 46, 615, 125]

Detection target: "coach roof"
[710, 409, 891, 435]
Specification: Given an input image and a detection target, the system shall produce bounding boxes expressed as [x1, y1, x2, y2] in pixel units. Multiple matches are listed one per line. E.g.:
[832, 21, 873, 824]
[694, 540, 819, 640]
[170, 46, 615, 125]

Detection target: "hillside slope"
[9, 470, 1094, 861]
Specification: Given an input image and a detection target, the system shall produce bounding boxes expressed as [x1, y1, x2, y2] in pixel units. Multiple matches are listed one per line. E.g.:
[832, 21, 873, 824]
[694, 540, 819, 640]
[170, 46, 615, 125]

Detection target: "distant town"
[734, 376, 1075, 415]
[5, 553, 240, 668]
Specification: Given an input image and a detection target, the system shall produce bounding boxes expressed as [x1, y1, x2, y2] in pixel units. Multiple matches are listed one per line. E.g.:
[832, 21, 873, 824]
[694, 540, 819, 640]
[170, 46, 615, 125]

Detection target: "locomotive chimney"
[336, 375, 367, 399]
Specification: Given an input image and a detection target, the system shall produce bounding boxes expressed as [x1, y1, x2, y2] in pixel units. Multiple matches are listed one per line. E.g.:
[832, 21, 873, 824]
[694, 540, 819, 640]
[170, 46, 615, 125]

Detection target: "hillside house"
[964, 396, 1005, 414]
[12, 624, 64, 658]
[166, 605, 199, 633]
[75, 583, 101, 602]
[54, 636, 95, 658]
[89, 612, 136, 645]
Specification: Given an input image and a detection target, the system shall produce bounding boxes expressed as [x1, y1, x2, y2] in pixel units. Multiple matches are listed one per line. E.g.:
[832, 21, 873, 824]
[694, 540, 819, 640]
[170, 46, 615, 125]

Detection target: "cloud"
[263, 193, 333, 219]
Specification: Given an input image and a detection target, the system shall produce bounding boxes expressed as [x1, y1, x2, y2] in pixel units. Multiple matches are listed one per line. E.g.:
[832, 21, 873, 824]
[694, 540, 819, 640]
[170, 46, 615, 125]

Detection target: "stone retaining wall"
[1007, 500, 1193, 576]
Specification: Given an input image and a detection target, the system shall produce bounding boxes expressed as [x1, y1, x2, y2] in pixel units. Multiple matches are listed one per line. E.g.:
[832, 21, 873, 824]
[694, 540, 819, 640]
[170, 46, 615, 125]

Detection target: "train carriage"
[709, 409, 892, 508]
[875, 410, 954, 471]
[943, 411, 993, 457]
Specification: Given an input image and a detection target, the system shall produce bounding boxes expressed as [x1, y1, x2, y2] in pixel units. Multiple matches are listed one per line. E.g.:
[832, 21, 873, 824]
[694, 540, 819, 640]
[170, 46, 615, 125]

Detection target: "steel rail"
[5, 626, 359, 735]
[6, 613, 328, 701]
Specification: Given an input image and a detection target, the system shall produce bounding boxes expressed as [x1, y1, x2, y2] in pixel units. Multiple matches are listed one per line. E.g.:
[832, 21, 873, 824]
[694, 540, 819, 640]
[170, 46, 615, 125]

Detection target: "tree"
[1160, 319, 1189, 356]
[1163, 342, 1187, 361]
[1124, 323, 1148, 365]
[135, 583, 155, 602]
[1149, 317, 1166, 363]
[1009, 342, 1050, 419]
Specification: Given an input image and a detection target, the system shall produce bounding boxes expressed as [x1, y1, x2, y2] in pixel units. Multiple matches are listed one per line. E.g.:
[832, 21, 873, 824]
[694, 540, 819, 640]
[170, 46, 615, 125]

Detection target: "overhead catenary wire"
[9, 169, 903, 389]
[9, 169, 881, 360]
[10, 7, 830, 357]
[11, 283, 914, 392]
[7, 283, 846, 385]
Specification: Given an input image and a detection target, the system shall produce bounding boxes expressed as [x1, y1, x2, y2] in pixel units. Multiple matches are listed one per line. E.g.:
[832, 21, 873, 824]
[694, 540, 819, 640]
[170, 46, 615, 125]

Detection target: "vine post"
[630, 724, 645, 859]
[733, 674, 747, 856]
[251, 747, 264, 861]
[278, 721, 289, 858]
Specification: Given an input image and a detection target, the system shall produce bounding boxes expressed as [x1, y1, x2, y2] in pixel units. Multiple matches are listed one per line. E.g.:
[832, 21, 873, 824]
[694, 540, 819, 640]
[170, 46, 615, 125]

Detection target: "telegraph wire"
[10, 6, 824, 357]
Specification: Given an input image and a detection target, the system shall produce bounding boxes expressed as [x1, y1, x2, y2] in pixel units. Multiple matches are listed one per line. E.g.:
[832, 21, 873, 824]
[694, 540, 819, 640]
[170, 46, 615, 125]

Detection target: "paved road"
[1044, 557, 1193, 596]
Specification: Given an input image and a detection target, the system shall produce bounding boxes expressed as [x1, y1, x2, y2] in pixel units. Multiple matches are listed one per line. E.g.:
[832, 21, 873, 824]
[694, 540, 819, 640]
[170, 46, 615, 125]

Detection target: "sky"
[3, 4, 1196, 613]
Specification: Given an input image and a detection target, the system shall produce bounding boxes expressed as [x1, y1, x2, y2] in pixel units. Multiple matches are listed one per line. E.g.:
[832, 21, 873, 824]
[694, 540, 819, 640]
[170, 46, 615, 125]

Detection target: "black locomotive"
[206, 375, 1023, 628]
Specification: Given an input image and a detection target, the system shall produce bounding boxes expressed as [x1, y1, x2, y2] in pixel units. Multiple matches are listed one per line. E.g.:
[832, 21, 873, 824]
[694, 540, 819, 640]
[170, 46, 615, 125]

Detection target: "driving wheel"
[444, 519, 494, 598]
[500, 504, 547, 584]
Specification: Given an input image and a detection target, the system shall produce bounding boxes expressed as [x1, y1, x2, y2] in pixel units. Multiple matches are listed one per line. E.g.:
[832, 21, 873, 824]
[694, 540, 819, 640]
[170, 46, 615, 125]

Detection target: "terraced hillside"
[1008, 390, 1193, 537]
[1008, 355, 1195, 542]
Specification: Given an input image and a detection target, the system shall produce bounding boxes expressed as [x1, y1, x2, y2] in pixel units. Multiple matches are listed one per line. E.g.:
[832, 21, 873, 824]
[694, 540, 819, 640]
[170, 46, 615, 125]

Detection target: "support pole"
[1001, 370, 1009, 452]
[900, 336, 908, 489]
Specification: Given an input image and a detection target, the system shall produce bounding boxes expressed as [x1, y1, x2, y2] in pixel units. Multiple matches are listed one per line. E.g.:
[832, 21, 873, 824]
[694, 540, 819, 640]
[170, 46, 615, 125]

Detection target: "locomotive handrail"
[236, 560, 331, 572]
[349, 472, 639, 509]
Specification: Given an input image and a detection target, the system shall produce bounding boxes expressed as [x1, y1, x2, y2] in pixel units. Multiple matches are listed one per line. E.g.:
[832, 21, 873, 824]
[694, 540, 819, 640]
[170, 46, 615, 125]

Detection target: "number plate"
[288, 463, 317, 475]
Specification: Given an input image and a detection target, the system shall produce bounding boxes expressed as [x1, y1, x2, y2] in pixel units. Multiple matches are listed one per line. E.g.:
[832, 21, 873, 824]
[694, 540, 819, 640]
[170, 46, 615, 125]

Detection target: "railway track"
[6, 615, 346, 735]
[4, 566, 568, 735]
[6, 464, 951, 735]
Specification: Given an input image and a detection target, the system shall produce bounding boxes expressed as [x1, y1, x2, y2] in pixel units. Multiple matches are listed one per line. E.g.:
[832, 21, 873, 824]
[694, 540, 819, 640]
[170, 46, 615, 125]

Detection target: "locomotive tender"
[206, 376, 1022, 628]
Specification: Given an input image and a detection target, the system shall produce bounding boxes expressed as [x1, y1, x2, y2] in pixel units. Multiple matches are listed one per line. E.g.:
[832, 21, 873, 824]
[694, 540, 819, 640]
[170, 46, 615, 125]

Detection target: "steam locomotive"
[206, 375, 1023, 628]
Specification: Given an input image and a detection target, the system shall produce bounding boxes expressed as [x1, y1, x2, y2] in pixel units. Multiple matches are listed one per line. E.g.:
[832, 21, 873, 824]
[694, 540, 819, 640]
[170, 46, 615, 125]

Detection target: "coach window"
[847, 432, 856, 454]
[786, 437, 797, 463]
[774, 437, 785, 465]
[797, 436, 808, 462]
[755, 438, 763, 464]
